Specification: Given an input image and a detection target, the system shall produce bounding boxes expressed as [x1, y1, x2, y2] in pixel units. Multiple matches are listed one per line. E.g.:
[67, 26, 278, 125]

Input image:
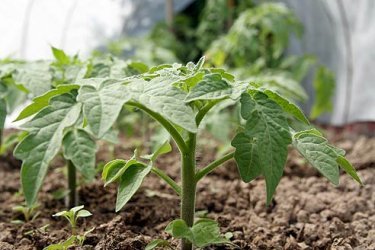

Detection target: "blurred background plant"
[94, 1, 335, 149]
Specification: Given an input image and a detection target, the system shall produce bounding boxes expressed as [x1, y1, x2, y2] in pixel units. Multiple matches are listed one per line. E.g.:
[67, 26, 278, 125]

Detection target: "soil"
[0, 131, 374, 250]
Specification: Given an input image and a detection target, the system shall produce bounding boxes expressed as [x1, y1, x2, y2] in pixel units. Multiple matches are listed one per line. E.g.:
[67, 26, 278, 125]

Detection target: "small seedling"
[53, 205, 92, 235]
[11, 203, 40, 223]
[43, 227, 95, 250]
[43, 235, 76, 250]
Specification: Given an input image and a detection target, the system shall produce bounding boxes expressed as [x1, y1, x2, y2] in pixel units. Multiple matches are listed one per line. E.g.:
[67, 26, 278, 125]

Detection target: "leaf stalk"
[195, 152, 235, 181]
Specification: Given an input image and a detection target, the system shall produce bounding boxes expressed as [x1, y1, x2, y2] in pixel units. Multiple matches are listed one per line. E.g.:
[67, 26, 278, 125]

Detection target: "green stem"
[67, 160, 77, 208]
[195, 100, 221, 126]
[151, 167, 181, 196]
[180, 133, 197, 250]
[126, 101, 188, 153]
[195, 152, 234, 182]
[0, 128, 3, 149]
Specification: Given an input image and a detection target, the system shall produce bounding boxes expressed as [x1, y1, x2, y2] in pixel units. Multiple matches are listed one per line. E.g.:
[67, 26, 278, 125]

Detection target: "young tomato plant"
[17, 57, 361, 249]
[94, 58, 360, 249]
[53, 205, 92, 235]
[46, 206, 93, 250]
[13, 49, 149, 208]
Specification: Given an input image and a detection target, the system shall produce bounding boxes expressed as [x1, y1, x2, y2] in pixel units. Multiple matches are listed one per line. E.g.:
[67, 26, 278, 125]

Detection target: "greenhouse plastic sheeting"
[0, 0, 191, 60]
[281, 0, 375, 125]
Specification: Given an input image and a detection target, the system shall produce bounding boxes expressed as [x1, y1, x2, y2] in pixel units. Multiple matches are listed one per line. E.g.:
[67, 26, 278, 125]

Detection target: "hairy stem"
[67, 160, 77, 208]
[151, 167, 181, 196]
[195, 152, 234, 181]
[180, 133, 196, 250]
[126, 101, 188, 153]
[195, 100, 221, 126]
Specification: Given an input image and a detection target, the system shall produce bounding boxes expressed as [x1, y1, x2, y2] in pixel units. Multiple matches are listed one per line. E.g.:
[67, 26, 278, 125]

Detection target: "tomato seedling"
[14, 56, 361, 250]
[96, 58, 361, 249]
[53, 205, 92, 235]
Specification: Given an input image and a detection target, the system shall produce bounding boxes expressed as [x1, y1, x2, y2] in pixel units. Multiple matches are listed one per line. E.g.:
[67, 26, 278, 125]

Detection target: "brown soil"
[0, 133, 374, 250]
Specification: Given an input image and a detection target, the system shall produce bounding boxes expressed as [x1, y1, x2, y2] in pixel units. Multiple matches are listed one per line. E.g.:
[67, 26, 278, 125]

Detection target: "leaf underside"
[14, 93, 81, 206]
[78, 79, 131, 138]
[62, 128, 96, 180]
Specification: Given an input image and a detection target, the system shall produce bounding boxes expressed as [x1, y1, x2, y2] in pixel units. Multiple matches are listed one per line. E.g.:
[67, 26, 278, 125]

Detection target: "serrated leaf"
[165, 219, 233, 248]
[51, 47, 70, 65]
[263, 89, 309, 124]
[62, 129, 96, 181]
[185, 73, 232, 102]
[292, 131, 339, 185]
[128, 77, 197, 132]
[231, 133, 262, 182]
[165, 219, 192, 239]
[248, 73, 308, 101]
[237, 92, 291, 204]
[77, 79, 131, 138]
[336, 156, 362, 185]
[310, 66, 335, 119]
[116, 163, 151, 212]
[14, 94, 82, 206]
[191, 219, 233, 248]
[15, 84, 79, 121]
[14, 62, 52, 96]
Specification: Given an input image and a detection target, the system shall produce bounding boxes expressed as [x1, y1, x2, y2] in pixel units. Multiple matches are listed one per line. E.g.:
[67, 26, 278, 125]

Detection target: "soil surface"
[0, 131, 374, 250]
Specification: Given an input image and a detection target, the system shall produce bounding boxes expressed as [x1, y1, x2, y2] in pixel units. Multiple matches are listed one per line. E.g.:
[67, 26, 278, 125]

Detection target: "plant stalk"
[151, 167, 181, 195]
[195, 152, 234, 181]
[126, 102, 187, 152]
[67, 160, 77, 208]
[0, 128, 3, 149]
[180, 133, 196, 250]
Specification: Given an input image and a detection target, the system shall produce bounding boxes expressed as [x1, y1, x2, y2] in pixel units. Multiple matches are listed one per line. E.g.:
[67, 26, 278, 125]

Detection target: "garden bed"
[0, 132, 374, 250]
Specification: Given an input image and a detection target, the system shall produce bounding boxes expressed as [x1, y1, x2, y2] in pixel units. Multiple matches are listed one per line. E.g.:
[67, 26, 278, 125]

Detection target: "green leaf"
[165, 219, 192, 239]
[62, 129, 96, 180]
[15, 84, 79, 121]
[102, 158, 138, 186]
[77, 79, 131, 138]
[116, 163, 151, 212]
[194, 56, 205, 72]
[43, 235, 77, 250]
[14, 94, 82, 206]
[0, 98, 6, 130]
[185, 73, 232, 102]
[128, 77, 197, 132]
[292, 130, 340, 185]
[165, 219, 233, 248]
[51, 47, 70, 65]
[76, 209, 92, 218]
[145, 239, 171, 250]
[248, 73, 308, 101]
[102, 159, 126, 184]
[190, 219, 233, 248]
[263, 89, 309, 124]
[310, 66, 335, 119]
[14, 61, 52, 96]
[142, 140, 172, 162]
[231, 133, 262, 182]
[337, 156, 362, 185]
[236, 92, 291, 204]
